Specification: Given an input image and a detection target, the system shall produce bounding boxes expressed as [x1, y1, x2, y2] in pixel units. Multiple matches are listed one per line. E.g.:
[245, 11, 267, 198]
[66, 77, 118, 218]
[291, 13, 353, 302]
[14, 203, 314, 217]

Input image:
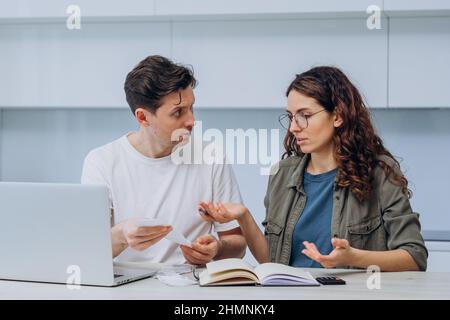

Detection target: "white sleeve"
[211, 161, 243, 232]
[81, 151, 113, 210]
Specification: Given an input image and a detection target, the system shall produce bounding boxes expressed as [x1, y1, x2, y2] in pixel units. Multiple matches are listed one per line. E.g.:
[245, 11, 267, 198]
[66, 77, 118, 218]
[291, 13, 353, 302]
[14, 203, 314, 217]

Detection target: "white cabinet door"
[155, 0, 383, 16]
[173, 18, 388, 109]
[0, 22, 171, 108]
[427, 252, 450, 272]
[426, 241, 450, 272]
[0, 0, 155, 19]
[385, 0, 450, 15]
[388, 17, 450, 108]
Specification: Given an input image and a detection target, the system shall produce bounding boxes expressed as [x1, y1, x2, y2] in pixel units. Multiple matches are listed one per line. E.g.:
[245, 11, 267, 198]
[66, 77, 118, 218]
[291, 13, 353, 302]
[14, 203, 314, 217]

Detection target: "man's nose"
[185, 111, 195, 130]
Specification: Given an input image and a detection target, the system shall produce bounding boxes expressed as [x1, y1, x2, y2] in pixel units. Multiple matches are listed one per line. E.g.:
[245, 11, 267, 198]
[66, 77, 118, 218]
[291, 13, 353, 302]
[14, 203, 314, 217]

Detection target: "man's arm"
[215, 227, 247, 260]
[111, 221, 129, 258]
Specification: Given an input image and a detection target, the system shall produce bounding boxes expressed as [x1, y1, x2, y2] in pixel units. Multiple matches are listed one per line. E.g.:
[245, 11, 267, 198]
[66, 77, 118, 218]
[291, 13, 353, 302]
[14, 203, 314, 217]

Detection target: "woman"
[200, 66, 427, 271]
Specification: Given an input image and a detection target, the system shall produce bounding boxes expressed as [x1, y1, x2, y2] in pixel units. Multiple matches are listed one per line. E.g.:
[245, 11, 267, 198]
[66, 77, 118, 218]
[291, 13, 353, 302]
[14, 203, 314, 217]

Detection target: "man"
[81, 55, 246, 265]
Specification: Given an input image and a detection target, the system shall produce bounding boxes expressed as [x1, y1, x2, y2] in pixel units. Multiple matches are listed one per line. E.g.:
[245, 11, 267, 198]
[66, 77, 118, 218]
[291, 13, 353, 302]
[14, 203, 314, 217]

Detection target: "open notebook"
[199, 258, 320, 286]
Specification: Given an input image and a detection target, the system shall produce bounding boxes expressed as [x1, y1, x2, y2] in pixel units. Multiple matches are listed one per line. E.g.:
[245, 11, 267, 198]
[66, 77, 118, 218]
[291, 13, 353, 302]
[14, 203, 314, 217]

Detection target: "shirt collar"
[286, 154, 310, 192]
[286, 154, 340, 192]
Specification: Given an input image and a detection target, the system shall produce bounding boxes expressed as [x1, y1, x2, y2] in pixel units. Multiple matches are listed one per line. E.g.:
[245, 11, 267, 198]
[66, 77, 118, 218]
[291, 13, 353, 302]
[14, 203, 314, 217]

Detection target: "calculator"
[316, 276, 346, 285]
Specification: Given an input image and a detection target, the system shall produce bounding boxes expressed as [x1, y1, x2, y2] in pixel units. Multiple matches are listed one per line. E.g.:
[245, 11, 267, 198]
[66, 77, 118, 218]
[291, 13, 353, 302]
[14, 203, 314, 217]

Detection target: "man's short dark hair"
[124, 55, 197, 114]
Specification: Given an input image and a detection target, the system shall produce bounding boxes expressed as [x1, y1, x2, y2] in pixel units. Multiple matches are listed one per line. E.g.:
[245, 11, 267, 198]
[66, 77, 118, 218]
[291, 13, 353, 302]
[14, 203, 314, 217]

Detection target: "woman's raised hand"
[198, 201, 247, 223]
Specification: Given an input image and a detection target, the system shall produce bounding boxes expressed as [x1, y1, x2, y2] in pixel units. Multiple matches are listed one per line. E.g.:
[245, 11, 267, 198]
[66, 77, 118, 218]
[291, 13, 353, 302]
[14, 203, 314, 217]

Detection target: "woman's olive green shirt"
[262, 154, 428, 271]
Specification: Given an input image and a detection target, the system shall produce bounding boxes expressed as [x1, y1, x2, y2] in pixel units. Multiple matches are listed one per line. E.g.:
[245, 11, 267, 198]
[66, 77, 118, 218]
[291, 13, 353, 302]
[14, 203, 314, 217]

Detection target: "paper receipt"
[134, 218, 192, 247]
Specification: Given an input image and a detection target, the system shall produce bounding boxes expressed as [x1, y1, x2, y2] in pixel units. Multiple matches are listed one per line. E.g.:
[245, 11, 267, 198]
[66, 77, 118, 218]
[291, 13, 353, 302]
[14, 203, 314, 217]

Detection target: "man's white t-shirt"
[81, 133, 242, 265]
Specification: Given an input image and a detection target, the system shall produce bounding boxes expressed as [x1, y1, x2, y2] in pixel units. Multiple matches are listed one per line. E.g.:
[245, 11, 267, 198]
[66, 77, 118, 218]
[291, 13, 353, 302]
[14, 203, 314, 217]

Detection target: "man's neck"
[127, 131, 172, 159]
[308, 144, 338, 174]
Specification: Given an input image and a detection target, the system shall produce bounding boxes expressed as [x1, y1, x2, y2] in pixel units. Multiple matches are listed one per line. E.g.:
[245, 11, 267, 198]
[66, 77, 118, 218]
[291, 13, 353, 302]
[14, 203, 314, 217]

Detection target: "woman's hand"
[198, 201, 247, 223]
[301, 238, 355, 268]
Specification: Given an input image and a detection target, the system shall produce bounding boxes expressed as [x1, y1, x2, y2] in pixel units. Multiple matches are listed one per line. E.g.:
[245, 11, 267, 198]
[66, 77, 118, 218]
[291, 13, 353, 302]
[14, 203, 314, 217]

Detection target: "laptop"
[0, 182, 156, 286]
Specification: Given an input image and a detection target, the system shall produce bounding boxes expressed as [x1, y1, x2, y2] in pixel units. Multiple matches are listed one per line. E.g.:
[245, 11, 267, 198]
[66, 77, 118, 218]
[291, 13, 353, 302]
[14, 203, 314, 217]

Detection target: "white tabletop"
[1, 268, 450, 300]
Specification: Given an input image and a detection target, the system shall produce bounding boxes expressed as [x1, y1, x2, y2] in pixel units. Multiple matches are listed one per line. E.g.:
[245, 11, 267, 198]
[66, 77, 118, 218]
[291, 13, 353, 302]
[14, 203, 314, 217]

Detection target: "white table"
[1, 268, 450, 300]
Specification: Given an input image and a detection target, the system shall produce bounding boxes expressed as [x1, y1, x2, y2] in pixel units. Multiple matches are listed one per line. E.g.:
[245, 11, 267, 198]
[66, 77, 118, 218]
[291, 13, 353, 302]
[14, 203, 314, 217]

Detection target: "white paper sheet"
[134, 218, 192, 247]
[156, 271, 198, 286]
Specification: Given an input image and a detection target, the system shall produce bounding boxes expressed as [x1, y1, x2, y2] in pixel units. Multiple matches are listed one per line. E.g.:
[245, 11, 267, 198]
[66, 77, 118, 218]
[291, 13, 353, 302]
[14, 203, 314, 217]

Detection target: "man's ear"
[135, 107, 151, 127]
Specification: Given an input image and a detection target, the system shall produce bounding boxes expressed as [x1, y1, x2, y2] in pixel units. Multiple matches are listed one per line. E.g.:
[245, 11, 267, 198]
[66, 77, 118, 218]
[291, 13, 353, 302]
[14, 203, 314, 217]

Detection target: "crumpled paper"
[156, 271, 198, 286]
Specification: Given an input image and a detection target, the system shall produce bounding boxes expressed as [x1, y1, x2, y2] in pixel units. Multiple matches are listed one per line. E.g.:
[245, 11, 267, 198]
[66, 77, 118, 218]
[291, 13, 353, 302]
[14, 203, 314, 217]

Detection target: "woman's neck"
[307, 145, 338, 175]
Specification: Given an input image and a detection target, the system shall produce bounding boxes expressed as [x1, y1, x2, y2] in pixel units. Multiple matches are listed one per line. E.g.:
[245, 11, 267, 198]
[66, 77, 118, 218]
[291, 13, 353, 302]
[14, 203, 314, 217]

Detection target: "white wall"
[1, 108, 450, 233]
[1, 3, 450, 269]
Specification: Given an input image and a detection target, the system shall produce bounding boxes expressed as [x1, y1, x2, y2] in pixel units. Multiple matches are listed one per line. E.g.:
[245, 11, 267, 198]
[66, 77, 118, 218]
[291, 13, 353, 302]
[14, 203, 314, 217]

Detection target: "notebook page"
[206, 258, 255, 275]
[254, 263, 318, 285]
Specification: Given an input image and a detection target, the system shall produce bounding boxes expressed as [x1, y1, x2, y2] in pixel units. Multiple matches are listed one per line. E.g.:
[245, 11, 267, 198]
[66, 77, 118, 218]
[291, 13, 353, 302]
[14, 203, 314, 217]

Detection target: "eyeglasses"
[278, 109, 326, 130]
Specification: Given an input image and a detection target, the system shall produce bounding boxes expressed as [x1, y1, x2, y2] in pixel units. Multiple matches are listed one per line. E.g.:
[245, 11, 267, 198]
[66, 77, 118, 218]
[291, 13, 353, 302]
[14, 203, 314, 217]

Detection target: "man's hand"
[121, 221, 172, 251]
[180, 234, 222, 265]
[301, 238, 355, 268]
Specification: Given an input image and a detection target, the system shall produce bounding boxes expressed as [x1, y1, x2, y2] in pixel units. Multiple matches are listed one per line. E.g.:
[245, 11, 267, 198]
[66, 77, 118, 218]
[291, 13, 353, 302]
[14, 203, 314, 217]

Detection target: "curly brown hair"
[283, 66, 411, 201]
